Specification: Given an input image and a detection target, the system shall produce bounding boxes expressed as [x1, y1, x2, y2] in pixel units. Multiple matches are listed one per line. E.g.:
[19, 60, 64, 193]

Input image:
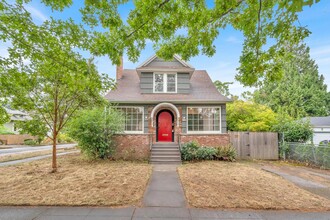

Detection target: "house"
[3, 107, 31, 134]
[305, 116, 330, 145]
[105, 55, 231, 162]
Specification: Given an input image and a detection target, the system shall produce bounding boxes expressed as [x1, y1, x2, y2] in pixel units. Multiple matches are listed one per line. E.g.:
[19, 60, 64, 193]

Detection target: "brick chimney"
[116, 56, 123, 81]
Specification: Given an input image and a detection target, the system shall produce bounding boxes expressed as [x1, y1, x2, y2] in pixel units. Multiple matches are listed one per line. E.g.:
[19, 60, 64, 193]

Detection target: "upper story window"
[154, 73, 177, 93]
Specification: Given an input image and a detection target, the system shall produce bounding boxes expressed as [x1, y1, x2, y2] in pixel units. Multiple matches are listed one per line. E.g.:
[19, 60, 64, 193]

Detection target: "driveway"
[0, 143, 77, 156]
[262, 162, 330, 200]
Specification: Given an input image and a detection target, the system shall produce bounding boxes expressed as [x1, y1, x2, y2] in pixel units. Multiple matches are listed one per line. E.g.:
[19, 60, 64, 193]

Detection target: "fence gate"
[229, 132, 279, 160]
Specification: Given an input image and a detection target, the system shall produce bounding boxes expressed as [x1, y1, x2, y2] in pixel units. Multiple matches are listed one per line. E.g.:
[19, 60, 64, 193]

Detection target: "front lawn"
[178, 161, 330, 211]
[0, 153, 152, 206]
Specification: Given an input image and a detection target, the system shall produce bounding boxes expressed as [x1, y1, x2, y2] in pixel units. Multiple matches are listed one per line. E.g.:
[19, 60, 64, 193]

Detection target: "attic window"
[153, 73, 177, 93]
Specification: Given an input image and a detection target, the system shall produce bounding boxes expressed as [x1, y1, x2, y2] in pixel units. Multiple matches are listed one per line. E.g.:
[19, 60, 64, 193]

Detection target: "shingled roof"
[302, 116, 330, 127]
[105, 69, 231, 104]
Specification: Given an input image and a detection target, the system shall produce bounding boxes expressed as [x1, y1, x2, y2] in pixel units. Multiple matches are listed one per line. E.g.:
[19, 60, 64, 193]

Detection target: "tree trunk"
[52, 132, 57, 172]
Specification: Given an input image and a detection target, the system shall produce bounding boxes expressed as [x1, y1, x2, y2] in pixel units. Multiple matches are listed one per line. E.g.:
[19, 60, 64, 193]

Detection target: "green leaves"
[0, 106, 9, 125]
[77, 0, 318, 86]
[67, 106, 124, 159]
[253, 44, 330, 118]
[227, 100, 278, 132]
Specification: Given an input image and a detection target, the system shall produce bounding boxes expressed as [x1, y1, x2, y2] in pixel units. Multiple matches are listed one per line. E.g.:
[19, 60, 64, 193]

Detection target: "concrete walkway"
[1, 206, 330, 220]
[0, 151, 79, 167]
[143, 165, 186, 207]
[263, 166, 330, 200]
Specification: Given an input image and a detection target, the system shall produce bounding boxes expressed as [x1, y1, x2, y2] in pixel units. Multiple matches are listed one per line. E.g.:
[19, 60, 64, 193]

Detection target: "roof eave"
[107, 100, 231, 104]
[136, 67, 195, 78]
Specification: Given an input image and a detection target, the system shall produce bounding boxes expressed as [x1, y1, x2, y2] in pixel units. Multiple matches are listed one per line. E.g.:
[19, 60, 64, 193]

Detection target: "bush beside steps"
[180, 141, 236, 162]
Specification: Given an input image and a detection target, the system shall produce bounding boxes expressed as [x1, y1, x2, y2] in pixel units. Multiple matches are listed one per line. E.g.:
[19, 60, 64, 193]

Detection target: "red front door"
[158, 111, 173, 142]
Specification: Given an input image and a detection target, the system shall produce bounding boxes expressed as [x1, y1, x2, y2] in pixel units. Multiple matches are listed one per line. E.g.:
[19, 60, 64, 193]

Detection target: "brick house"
[105, 55, 231, 163]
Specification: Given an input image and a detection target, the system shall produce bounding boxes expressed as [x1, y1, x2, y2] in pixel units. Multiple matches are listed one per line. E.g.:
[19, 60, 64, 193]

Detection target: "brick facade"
[113, 134, 151, 160]
[179, 134, 230, 147]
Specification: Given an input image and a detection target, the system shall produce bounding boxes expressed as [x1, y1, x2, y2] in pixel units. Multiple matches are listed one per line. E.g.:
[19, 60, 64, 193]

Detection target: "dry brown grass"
[0, 148, 75, 163]
[0, 153, 152, 206]
[178, 161, 330, 211]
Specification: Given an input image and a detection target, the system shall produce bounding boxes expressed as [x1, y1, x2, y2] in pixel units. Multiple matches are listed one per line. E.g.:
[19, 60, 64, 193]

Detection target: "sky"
[3, 1, 330, 97]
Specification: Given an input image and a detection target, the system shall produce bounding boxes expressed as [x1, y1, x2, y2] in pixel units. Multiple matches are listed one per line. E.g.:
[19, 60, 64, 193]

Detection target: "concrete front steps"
[150, 142, 182, 164]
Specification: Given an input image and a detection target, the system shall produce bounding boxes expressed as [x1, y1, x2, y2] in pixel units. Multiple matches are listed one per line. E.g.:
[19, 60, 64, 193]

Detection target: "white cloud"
[226, 36, 241, 44]
[24, 5, 48, 22]
[310, 45, 330, 57]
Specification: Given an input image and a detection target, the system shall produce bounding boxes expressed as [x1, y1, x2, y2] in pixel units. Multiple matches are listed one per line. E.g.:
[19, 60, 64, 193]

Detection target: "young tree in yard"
[0, 3, 113, 172]
[253, 44, 330, 118]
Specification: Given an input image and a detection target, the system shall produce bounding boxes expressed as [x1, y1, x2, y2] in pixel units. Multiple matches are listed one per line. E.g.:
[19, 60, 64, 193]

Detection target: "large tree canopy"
[0, 1, 113, 171]
[253, 44, 330, 118]
[78, 0, 317, 86]
[1, 0, 320, 86]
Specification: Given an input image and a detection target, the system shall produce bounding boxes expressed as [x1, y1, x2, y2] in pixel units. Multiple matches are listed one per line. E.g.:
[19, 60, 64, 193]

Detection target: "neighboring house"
[3, 107, 31, 134]
[304, 116, 330, 145]
[105, 55, 231, 161]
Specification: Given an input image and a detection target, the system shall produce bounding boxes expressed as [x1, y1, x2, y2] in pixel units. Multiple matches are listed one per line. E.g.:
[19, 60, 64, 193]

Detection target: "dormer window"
[153, 73, 177, 93]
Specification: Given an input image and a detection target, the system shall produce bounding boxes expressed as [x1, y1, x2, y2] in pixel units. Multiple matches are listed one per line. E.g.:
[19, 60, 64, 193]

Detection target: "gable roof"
[105, 69, 231, 104]
[303, 116, 330, 127]
[136, 54, 195, 78]
[137, 54, 193, 68]
[4, 107, 31, 121]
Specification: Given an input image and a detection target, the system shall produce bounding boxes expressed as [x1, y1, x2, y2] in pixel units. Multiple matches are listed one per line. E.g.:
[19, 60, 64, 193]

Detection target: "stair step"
[150, 158, 181, 162]
[151, 155, 181, 158]
[151, 161, 182, 164]
[152, 147, 180, 150]
[152, 149, 180, 152]
[152, 152, 180, 156]
[153, 142, 178, 145]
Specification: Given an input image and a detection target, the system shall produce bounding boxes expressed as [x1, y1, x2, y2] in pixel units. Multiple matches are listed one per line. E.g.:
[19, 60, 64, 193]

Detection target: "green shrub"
[180, 141, 219, 161]
[24, 139, 37, 145]
[0, 125, 14, 135]
[180, 141, 199, 161]
[57, 133, 75, 144]
[196, 147, 217, 160]
[215, 145, 237, 161]
[67, 106, 123, 160]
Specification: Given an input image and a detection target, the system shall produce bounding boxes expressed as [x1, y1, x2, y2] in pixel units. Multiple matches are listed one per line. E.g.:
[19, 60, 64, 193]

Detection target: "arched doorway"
[157, 110, 174, 142]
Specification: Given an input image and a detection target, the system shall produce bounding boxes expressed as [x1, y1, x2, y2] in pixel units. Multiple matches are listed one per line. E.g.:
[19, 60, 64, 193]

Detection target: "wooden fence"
[229, 131, 278, 160]
[0, 134, 36, 145]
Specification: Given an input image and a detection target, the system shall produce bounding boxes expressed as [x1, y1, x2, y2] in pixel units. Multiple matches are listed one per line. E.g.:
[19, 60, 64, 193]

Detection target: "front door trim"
[151, 102, 180, 127]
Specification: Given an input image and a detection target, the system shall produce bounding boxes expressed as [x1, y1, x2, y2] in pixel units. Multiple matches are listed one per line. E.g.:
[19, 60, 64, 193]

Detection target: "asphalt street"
[0, 143, 77, 156]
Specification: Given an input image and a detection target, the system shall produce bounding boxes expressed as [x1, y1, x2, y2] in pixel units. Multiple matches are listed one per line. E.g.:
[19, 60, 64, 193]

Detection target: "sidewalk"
[0, 151, 79, 167]
[1, 206, 330, 220]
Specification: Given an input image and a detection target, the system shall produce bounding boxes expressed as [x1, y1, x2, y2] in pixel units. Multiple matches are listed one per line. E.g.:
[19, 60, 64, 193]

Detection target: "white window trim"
[117, 106, 144, 134]
[186, 106, 222, 134]
[153, 72, 177, 93]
